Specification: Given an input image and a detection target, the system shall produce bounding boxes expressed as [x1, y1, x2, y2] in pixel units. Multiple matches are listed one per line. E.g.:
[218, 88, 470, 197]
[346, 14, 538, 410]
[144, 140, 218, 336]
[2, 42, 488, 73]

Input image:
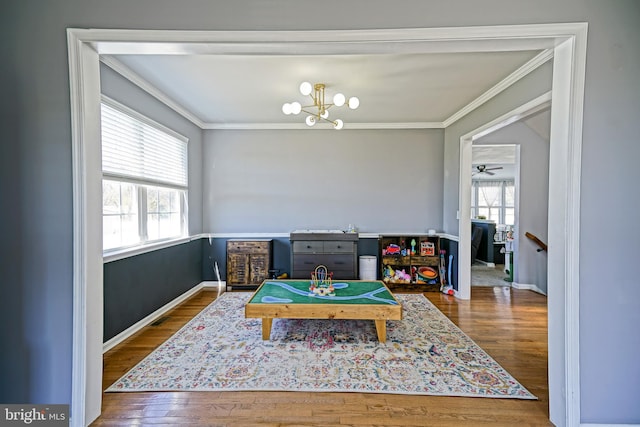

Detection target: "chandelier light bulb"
[290, 102, 302, 115]
[285, 82, 357, 128]
[305, 115, 316, 126]
[299, 81, 313, 96]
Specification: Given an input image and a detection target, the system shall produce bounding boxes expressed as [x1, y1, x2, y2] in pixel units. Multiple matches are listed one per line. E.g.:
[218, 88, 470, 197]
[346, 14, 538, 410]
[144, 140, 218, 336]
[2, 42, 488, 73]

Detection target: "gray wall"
[2, 1, 640, 424]
[203, 129, 443, 233]
[475, 117, 550, 293]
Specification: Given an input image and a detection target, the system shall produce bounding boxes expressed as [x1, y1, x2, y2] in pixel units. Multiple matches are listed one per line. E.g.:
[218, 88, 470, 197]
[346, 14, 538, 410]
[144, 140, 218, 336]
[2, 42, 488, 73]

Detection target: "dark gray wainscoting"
[104, 235, 459, 343]
[103, 239, 202, 341]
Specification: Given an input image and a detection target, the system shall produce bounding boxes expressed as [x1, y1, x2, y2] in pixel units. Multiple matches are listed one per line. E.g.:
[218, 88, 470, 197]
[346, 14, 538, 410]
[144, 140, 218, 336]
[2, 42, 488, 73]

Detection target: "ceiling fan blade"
[485, 166, 503, 171]
[485, 171, 495, 175]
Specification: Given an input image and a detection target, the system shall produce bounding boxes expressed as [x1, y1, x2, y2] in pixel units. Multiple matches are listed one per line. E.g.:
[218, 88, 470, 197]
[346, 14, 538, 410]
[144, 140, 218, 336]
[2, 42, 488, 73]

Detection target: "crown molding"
[202, 122, 444, 130]
[100, 55, 206, 128]
[442, 49, 554, 127]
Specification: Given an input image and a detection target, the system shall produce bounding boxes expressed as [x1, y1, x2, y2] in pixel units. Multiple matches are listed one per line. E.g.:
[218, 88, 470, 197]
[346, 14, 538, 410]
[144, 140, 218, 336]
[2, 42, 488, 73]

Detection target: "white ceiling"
[107, 49, 543, 128]
[472, 145, 517, 180]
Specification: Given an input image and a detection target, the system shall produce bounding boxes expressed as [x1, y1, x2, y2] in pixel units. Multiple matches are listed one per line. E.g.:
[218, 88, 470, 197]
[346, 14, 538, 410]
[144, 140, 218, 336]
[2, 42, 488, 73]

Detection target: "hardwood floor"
[93, 287, 550, 426]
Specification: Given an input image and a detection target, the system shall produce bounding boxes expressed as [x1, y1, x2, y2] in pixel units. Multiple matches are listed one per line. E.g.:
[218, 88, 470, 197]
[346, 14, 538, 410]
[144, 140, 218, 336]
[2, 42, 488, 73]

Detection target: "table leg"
[374, 319, 387, 343]
[261, 318, 273, 340]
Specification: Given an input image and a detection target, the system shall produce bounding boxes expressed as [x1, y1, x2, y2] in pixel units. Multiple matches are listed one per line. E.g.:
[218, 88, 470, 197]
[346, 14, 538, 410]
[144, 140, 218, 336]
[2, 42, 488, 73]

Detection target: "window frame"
[101, 96, 189, 256]
[470, 179, 515, 225]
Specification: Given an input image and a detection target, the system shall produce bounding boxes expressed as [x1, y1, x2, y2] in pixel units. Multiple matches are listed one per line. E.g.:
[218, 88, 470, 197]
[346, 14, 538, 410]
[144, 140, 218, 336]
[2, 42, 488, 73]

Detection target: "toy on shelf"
[382, 265, 411, 284]
[309, 265, 335, 296]
[420, 241, 435, 256]
[382, 243, 401, 255]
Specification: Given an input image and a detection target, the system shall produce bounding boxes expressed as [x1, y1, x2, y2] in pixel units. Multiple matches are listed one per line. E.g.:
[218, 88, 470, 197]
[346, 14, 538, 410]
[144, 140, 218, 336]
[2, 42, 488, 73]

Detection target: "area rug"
[107, 292, 535, 399]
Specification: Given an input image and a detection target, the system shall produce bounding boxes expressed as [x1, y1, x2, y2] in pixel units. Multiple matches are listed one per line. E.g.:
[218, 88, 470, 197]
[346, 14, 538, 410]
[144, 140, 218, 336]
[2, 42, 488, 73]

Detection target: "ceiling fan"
[472, 164, 503, 176]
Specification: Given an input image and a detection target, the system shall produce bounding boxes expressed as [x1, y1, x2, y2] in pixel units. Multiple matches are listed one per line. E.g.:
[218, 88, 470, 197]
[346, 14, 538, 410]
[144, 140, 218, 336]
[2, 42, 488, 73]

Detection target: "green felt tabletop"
[247, 280, 399, 305]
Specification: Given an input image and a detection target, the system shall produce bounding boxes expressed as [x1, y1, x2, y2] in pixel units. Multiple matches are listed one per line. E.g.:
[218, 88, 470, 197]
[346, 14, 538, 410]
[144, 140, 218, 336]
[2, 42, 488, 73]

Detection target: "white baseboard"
[202, 280, 226, 289]
[103, 281, 218, 353]
[581, 424, 640, 427]
[473, 260, 496, 268]
[512, 282, 546, 295]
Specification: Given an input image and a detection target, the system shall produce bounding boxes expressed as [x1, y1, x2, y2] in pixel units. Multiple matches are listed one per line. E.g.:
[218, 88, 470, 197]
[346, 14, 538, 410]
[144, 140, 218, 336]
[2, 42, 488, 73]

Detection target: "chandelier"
[282, 82, 359, 130]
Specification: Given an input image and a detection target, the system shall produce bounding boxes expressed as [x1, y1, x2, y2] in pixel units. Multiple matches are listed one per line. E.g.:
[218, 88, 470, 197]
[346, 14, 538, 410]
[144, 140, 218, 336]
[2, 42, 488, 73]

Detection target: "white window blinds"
[101, 98, 188, 188]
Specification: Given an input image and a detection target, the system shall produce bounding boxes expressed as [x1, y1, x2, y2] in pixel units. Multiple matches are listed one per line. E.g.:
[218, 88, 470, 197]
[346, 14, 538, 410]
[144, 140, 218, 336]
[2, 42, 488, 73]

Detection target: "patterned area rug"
[107, 292, 535, 399]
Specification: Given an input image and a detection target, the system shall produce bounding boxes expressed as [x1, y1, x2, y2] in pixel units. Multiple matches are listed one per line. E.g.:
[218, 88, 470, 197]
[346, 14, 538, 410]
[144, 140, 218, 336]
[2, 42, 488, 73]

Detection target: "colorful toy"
[382, 265, 411, 283]
[439, 250, 447, 291]
[383, 244, 401, 255]
[441, 284, 455, 295]
[421, 241, 435, 256]
[309, 265, 335, 296]
[395, 269, 411, 282]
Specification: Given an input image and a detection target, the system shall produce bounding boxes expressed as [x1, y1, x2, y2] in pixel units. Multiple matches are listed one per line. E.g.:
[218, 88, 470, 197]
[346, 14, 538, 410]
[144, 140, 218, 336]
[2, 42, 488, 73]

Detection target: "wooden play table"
[244, 280, 402, 343]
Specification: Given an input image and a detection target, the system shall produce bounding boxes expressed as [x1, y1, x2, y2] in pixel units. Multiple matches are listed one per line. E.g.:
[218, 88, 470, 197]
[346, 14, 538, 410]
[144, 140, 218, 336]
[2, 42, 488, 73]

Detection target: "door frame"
[67, 24, 587, 426]
[462, 94, 551, 294]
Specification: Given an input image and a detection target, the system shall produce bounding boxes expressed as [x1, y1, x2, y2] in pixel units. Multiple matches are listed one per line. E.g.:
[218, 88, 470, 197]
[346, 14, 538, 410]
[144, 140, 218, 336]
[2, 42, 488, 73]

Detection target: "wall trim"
[474, 260, 496, 268]
[204, 122, 445, 130]
[457, 24, 587, 427]
[100, 56, 206, 128]
[67, 29, 103, 427]
[103, 234, 205, 263]
[206, 232, 455, 240]
[102, 282, 207, 353]
[443, 49, 554, 127]
[511, 282, 546, 295]
[580, 424, 640, 427]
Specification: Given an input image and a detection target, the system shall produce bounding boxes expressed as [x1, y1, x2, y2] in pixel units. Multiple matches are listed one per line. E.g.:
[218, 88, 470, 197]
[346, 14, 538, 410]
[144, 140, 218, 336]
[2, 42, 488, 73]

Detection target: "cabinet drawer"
[227, 240, 271, 254]
[323, 241, 355, 253]
[322, 255, 354, 271]
[293, 255, 354, 271]
[293, 254, 323, 270]
[292, 240, 324, 253]
[293, 254, 354, 271]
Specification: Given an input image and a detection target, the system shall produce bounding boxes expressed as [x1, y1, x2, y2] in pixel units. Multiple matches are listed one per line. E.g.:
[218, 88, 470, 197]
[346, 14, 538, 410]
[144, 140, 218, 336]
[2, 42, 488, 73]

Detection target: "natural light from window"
[101, 96, 188, 253]
[471, 180, 515, 225]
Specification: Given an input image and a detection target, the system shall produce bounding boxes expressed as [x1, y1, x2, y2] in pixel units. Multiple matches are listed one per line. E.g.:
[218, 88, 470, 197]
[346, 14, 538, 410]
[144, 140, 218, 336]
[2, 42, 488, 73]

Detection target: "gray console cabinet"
[290, 232, 358, 279]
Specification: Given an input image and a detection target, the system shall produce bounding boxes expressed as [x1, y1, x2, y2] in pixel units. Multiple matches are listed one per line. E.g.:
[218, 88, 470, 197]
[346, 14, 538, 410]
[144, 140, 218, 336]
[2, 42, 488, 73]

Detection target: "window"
[101, 97, 188, 252]
[471, 180, 515, 225]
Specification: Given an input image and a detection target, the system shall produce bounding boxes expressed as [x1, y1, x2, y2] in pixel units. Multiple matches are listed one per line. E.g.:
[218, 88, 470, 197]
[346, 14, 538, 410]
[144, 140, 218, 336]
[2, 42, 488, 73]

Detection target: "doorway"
[469, 106, 551, 295]
[470, 144, 518, 288]
[68, 25, 587, 426]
